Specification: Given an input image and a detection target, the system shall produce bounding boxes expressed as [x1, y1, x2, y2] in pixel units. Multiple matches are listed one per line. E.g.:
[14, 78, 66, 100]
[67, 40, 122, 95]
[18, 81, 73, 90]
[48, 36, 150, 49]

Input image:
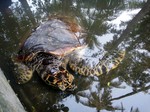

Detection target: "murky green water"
[0, 0, 150, 112]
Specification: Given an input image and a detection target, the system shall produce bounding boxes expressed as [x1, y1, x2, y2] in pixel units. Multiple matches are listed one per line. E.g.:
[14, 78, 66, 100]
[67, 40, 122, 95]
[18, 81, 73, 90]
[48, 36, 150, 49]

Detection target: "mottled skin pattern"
[14, 18, 125, 91]
[15, 51, 77, 91]
[68, 50, 125, 76]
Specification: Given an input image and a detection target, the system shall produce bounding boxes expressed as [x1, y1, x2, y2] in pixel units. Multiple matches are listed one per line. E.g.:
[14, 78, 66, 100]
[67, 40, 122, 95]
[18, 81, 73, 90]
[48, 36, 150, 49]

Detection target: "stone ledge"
[0, 68, 26, 112]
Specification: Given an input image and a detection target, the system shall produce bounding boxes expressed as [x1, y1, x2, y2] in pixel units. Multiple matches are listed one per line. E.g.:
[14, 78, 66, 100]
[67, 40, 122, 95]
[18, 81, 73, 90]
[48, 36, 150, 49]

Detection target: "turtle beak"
[58, 85, 66, 91]
[58, 81, 77, 91]
[55, 70, 77, 91]
[43, 66, 76, 91]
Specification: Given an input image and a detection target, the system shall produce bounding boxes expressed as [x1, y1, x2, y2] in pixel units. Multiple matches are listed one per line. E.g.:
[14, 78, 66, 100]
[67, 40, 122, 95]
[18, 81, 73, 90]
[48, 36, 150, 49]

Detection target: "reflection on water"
[0, 0, 150, 112]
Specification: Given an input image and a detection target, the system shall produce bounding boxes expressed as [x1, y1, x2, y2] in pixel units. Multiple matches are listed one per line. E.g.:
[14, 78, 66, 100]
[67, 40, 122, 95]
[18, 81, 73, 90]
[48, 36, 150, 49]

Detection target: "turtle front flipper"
[68, 50, 125, 76]
[14, 62, 33, 84]
[93, 50, 126, 76]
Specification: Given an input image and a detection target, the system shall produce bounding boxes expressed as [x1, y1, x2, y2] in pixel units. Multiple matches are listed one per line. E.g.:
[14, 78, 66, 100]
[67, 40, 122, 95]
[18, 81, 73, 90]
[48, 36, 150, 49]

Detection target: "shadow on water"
[0, 0, 150, 112]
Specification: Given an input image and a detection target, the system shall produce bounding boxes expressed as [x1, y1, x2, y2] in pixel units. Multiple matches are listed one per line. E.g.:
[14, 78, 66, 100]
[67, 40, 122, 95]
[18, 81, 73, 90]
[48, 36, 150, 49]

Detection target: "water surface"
[0, 0, 150, 112]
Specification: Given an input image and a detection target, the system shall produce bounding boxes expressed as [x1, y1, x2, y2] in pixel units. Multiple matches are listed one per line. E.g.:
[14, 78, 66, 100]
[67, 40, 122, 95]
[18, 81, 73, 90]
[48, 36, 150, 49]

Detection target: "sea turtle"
[13, 17, 125, 91]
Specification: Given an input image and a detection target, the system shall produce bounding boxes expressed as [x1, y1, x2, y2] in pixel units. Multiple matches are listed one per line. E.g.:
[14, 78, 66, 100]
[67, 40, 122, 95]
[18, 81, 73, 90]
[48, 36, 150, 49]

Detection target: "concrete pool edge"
[0, 68, 26, 112]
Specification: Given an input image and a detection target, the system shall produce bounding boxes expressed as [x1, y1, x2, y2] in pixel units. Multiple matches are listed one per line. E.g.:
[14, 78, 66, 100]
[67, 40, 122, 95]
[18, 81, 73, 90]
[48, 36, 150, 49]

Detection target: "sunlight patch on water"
[96, 33, 114, 45]
[143, 69, 150, 75]
[135, 49, 150, 57]
[11, 0, 18, 2]
[81, 7, 98, 19]
[111, 78, 150, 112]
[112, 91, 150, 112]
[27, 0, 45, 12]
[96, 9, 141, 46]
[62, 96, 94, 112]
[111, 79, 133, 97]
[76, 46, 106, 68]
[107, 9, 141, 30]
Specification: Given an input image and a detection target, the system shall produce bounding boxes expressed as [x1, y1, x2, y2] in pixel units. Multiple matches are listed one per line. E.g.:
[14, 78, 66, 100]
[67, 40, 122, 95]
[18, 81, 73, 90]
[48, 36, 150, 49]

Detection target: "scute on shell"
[18, 17, 84, 58]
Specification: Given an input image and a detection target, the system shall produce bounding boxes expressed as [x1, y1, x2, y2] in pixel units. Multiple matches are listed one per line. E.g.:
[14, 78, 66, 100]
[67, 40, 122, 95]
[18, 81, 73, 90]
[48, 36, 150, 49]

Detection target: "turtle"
[13, 17, 125, 91]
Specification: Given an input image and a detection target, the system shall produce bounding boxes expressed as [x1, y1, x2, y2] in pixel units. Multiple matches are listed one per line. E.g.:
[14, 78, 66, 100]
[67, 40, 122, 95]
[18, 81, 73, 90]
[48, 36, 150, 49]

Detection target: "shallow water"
[0, 0, 150, 112]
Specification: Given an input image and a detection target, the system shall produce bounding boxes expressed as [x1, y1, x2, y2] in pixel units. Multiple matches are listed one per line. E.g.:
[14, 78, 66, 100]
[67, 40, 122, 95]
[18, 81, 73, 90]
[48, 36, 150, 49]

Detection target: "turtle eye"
[50, 68, 58, 74]
[59, 66, 65, 71]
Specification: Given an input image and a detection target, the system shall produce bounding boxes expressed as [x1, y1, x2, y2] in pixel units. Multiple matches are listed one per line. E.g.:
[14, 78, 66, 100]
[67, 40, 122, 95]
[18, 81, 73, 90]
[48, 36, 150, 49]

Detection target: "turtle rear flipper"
[14, 62, 33, 84]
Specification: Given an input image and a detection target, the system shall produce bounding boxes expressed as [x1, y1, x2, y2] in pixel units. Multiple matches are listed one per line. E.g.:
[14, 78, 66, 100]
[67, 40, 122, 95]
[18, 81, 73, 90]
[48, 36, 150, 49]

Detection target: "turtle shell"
[18, 19, 82, 59]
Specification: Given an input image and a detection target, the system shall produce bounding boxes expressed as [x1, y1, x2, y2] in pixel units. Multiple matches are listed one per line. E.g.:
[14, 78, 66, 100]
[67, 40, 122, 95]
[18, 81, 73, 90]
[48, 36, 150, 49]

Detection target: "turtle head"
[43, 66, 76, 91]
